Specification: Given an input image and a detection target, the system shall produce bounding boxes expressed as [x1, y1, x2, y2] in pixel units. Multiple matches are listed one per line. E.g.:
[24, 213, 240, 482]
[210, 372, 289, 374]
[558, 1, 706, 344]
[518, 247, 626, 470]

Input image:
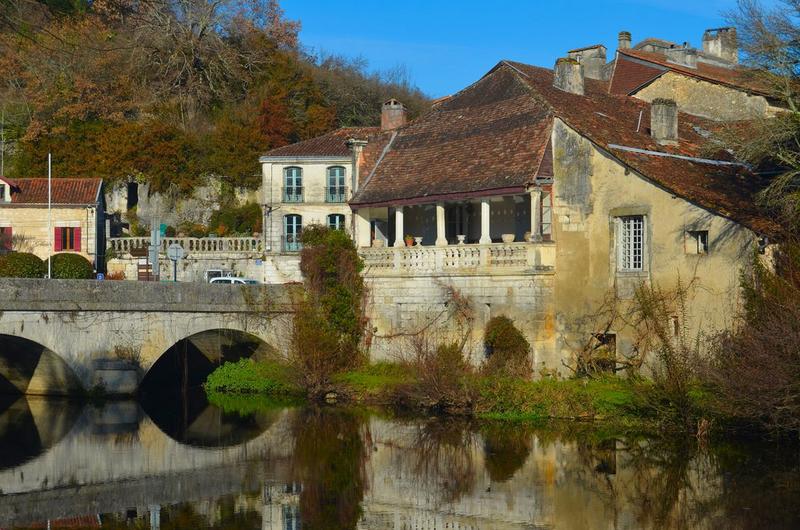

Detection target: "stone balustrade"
[359, 242, 555, 276]
[109, 237, 263, 255]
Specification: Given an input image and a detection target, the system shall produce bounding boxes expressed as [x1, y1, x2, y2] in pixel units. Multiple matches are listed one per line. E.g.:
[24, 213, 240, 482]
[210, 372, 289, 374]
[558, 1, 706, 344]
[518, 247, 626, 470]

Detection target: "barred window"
[618, 215, 645, 271]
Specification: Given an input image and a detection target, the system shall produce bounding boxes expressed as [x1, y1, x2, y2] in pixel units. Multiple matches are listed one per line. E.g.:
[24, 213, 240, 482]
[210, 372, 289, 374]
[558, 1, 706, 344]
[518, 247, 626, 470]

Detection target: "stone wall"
[365, 272, 556, 369]
[633, 71, 779, 121]
[107, 253, 302, 283]
[0, 206, 99, 264]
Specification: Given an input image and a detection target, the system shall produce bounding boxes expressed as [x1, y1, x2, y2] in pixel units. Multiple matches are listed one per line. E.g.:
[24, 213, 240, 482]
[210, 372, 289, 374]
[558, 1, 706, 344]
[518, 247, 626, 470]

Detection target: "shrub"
[48, 253, 94, 279]
[482, 316, 532, 378]
[401, 338, 476, 413]
[106, 270, 126, 280]
[0, 252, 45, 278]
[292, 225, 366, 397]
[208, 202, 262, 235]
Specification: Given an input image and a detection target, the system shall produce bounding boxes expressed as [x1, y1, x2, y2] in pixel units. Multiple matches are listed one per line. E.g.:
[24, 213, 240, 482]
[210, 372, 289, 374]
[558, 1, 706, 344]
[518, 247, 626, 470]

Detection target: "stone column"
[435, 203, 447, 246]
[393, 206, 405, 247]
[479, 198, 491, 244]
[354, 209, 371, 248]
[530, 188, 542, 241]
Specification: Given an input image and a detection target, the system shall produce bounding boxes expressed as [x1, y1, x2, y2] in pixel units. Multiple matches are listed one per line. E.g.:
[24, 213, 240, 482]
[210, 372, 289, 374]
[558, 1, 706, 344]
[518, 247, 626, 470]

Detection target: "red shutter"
[1, 227, 10, 250]
[54, 227, 62, 251]
[74, 227, 81, 252]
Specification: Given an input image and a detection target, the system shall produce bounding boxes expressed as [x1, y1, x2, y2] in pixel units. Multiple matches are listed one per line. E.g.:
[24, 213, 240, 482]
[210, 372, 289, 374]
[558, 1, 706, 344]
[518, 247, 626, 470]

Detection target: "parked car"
[209, 276, 259, 285]
[204, 268, 235, 282]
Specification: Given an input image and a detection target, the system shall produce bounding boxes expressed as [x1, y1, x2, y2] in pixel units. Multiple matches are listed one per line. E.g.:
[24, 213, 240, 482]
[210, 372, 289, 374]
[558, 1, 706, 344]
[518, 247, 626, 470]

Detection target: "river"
[0, 391, 797, 529]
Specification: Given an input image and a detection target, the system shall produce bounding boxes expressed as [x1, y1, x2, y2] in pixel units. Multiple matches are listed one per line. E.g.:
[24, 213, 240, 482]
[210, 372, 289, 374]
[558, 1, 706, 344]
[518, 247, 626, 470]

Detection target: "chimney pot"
[381, 99, 407, 131]
[618, 31, 632, 50]
[553, 58, 584, 95]
[651, 98, 678, 145]
[703, 27, 738, 64]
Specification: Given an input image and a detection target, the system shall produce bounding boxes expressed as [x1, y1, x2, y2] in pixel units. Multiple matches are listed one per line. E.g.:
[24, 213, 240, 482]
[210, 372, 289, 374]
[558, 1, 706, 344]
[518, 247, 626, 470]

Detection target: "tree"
[724, 1, 800, 230]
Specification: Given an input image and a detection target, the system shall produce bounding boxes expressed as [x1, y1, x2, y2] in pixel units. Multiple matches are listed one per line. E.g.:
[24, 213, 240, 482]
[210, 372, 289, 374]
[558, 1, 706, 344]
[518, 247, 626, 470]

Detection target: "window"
[284, 214, 302, 252]
[617, 215, 644, 271]
[282, 504, 301, 530]
[0, 184, 6, 202]
[283, 167, 303, 203]
[541, 189, 553, 240]
[328, 214, 345, 231]
[0, 226, 11, 251]
[55, 226, 80, 251]
[687, 230, 708, 254]
[326, 166, 346, 202]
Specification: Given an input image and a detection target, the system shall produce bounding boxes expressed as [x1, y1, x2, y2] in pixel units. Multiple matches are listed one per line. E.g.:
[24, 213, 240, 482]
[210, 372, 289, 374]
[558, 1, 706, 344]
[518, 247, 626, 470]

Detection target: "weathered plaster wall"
[365, 272, 556, 369]
[107, 254, 302, 284]
[0, 206, 98, 263]
[633, 71, 779, 121]
[261, 159, 353, 252]
[550, 119, 755, 372]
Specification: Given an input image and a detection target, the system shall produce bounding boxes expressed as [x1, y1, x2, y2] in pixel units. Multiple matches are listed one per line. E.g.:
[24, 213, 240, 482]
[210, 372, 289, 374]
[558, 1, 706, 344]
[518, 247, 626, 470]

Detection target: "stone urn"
[456, 234, 466, 245]
[501, 233, 515, 243]
[414, 237, 423, 246]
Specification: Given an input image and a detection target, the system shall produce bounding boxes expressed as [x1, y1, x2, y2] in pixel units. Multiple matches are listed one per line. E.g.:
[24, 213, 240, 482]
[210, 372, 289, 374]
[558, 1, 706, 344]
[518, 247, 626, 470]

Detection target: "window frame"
[327, 213, 346, 231]
[283, 166, 303, 203]
[283, 214, 303, 252]
[326, 166, 346, 203]
[616, 215, 646, 272]
[686, 230, 709, 255]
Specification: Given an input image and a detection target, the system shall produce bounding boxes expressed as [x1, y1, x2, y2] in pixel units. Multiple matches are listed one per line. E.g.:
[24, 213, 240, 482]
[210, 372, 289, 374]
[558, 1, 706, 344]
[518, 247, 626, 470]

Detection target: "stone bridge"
[0, 279, 294, 395]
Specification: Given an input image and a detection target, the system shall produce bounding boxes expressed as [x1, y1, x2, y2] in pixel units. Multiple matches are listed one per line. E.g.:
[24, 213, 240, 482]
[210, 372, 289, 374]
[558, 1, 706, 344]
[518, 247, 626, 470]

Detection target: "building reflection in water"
[0, 395, 799, 530]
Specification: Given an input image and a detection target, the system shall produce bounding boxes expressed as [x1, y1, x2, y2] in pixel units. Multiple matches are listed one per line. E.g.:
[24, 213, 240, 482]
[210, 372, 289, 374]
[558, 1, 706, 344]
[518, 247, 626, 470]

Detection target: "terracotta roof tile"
[350, 59, 774, 233]
[614, 48, 770, 96]
[5, 178, 102, 205]
[609, 53, 667, 95]
[262, 127, 380, 158]
[351, 66, 551, 206]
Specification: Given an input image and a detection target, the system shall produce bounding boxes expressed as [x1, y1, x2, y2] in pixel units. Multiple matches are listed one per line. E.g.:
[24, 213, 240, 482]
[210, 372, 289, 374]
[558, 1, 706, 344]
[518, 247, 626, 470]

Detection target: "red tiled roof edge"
[7, 178, 102, 205]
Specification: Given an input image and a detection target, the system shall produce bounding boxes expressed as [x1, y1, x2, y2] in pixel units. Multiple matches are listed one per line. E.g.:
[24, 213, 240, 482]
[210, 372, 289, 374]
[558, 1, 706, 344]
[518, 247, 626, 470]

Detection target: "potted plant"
[404, 234, 414, 247]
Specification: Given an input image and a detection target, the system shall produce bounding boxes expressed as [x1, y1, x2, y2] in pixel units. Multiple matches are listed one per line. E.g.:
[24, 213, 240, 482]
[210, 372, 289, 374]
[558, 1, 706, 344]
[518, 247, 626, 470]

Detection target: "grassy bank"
[204, 359, 682, 432]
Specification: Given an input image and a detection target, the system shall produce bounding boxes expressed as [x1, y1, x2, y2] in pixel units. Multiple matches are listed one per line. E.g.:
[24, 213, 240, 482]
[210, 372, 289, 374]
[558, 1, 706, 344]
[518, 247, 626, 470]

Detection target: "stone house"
[0, 177, 106, 272]
[265, 28, 776, 371]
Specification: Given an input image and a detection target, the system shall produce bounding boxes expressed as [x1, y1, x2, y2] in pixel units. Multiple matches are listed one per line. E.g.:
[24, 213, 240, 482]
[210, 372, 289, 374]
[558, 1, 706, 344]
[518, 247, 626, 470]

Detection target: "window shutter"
[1, 227, 11, 250]
[74, 227, 82, 251]
[54, 228, 62, 251]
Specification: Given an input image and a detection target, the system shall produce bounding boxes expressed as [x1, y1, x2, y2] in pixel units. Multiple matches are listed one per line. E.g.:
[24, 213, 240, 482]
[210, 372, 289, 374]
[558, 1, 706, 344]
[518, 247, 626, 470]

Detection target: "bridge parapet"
[0, 278, 293, 313]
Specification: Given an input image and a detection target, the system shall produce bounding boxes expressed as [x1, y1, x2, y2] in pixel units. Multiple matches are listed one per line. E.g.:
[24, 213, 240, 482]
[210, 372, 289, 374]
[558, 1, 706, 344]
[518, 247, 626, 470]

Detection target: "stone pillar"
[393, 206, 405, 247]
[530, 188, 542, 241]
[435, 203, 447, 246]
[354, 209, 371, 248]
[479, 199, 491, 244]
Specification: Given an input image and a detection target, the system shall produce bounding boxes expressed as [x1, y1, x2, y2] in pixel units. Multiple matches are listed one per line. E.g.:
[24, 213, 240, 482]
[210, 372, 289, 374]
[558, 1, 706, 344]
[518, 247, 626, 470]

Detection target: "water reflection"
[0, 395, 798, 530]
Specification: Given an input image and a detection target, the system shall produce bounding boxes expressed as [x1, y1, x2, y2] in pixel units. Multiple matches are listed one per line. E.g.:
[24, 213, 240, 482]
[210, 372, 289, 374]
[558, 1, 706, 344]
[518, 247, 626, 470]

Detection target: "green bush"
[483, 316, 532, 378]
[48, 253, 94, 279]
[208, 202, 262, 235]
[205, 358, 302, 396]
[0, 252, 45, 278]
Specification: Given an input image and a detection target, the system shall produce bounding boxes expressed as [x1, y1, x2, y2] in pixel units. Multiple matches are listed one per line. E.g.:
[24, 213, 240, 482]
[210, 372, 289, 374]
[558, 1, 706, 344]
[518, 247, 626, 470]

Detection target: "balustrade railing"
[359, 242, 555, 276]
[109, 237, 263, 255]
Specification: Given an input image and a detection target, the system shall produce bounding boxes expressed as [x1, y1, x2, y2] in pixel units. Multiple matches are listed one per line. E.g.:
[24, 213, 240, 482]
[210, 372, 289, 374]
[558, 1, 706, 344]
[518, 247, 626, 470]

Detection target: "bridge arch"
[0, 334, 84, 395]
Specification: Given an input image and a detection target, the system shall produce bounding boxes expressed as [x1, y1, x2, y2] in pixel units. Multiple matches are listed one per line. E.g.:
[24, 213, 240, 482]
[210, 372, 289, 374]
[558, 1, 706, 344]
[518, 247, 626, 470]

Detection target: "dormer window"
[0, 183, 8, 202]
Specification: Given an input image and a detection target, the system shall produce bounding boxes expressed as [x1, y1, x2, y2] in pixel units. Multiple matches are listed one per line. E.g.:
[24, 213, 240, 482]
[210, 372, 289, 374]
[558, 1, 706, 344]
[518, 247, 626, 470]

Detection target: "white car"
[209, 277, 260, 285]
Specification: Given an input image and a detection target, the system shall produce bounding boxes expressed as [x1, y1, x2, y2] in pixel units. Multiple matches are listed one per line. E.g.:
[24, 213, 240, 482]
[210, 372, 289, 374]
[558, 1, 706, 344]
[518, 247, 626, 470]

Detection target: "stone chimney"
[703, 27, 738, 64]
[665, 44, 697, 68]
[381, 99, 407, 131]
[567, 45, 607, 80]
[553, 58, 584, 95]
[651, 98, 678, 145]
[618, 31, 632, 50]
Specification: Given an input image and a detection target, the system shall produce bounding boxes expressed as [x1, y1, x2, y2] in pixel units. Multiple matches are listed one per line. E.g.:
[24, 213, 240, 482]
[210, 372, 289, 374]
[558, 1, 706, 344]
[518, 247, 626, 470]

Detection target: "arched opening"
[138, 329, 278, 447]
[0, 394, 83, 469]
[0, 335, 83, 396]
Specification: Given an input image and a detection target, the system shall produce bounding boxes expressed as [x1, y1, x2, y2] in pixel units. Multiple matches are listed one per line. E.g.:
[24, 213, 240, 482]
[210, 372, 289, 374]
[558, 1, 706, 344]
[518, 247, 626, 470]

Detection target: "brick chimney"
[381, 99, 407, 131]
[703, 27, 738, 64]
[553, 58, 584, 95]
[618, 31, 631, 50]
[651, 98, 678, 145]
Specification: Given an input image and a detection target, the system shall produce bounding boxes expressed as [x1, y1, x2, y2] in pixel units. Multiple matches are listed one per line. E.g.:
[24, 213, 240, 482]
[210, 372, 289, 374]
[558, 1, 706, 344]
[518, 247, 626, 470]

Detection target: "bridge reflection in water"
[0, 396, 799, 529]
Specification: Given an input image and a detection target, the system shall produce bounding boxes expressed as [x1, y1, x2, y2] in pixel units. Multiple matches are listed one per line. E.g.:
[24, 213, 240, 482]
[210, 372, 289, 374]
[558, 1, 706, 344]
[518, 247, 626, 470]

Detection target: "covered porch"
[352, 188, 554, 275]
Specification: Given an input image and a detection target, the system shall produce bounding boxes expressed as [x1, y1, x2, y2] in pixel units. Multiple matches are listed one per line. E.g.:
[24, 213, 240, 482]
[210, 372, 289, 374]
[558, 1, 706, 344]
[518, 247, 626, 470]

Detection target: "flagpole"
[47, 153, 52, 279]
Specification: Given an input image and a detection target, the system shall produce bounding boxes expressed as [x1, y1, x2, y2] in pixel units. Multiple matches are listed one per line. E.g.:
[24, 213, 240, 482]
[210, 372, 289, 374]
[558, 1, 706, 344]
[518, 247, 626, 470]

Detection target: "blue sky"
[282, 0, 743, 97]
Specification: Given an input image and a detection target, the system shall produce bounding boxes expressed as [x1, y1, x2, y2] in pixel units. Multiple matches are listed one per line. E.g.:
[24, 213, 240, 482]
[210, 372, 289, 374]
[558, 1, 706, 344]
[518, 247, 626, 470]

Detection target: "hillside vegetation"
[0, 0, 429, 192]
